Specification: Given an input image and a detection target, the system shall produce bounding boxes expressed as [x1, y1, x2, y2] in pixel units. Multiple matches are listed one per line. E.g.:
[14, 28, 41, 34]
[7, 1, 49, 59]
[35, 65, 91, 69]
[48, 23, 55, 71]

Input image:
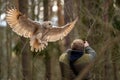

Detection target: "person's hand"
[84, 41, 89, 47]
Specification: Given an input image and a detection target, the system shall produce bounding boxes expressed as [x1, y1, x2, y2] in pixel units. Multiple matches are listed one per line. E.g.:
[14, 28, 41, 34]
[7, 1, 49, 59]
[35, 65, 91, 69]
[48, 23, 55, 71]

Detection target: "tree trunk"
[18, 0, 32, 80]
[32, 56, 46, 80]
[49, 44, 62, 80]
[64, 0, 74, 49]
[43, 0, 51, 80]
[103, 0, 112, 80]
[6, 0, 13, 79]
[0, 27, 8, 80]
[57, 0, 64, 26]
[113, 62, 119, 80]
[57, 0, 65, 51]
[43, 0, 49, 21]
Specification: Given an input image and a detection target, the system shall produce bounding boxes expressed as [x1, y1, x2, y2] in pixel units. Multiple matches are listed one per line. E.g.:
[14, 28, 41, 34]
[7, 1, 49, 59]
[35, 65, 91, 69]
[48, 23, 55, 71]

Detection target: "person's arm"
[59, 53, 75, 80]
[84, 41, 96, 60]
[59, 62, 73, 80]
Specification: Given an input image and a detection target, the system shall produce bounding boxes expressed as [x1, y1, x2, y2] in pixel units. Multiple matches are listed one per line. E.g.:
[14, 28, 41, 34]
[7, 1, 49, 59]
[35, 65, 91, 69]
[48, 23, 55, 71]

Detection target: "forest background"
[0, 0, 120, 80]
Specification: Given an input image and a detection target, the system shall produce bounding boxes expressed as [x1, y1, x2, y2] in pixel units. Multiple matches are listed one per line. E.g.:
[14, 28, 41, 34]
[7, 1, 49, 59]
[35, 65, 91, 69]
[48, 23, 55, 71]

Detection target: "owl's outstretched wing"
[6, 8, 41, 38]
[43, 18, 78, 42]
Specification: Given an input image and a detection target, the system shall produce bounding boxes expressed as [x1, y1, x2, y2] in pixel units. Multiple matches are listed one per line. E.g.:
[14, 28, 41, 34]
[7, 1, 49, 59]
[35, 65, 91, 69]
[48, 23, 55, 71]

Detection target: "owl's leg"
[30, 34, 48, 52]
[30, 36, 40, 52]
[31, 47, 34, 52]
[36, 33, 42, 41]
[41, 41, 48, 46]
[38, 41, 47, 51]
[35, 48, 39, 52]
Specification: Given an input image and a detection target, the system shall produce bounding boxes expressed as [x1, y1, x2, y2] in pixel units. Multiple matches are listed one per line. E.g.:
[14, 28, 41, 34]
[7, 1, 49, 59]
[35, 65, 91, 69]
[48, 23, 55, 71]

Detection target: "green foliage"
[115, 0, 120, 8]
[113, 15, 120, 30]
[32, 42, 62, 58]
[1, 0, 120, 80]
[13, 40, 23, 54]
[111, 45, 120, 62]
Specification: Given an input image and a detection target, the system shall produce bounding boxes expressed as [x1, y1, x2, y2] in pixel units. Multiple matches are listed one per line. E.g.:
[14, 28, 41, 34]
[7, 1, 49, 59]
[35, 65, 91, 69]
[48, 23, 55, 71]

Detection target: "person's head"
[71, 39, 84, 51]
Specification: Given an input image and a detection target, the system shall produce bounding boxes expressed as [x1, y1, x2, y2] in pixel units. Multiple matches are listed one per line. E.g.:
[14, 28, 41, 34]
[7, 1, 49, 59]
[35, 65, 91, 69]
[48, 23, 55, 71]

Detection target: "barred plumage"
[6, 8, 78, 52]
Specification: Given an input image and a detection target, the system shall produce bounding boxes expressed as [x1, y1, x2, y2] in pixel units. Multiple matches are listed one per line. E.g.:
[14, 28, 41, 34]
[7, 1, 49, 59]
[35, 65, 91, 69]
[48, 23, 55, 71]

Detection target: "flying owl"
[6, 8, 78, 52]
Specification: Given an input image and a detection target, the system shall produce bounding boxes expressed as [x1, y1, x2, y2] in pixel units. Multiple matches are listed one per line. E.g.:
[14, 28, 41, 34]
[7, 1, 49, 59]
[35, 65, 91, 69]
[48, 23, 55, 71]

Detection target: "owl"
[6, 8, 78, 52]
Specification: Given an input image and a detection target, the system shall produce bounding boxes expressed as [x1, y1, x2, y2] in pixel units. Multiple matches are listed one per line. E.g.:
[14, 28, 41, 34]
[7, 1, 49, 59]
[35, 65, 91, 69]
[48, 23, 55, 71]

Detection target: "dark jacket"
[59, 46, 96, 80]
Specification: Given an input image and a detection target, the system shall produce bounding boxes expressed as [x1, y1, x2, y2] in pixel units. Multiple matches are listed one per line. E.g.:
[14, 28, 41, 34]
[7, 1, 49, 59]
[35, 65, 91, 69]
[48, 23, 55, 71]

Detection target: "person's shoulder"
[82, 54, 91, 60]
[75, 53, 90, 64]
[59, 53, 69, 64]
[59, 53, 68, 61]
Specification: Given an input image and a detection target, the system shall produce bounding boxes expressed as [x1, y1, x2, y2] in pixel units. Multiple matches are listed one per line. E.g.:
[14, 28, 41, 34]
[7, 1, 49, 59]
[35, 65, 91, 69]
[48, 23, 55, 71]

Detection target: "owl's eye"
[49, 23, 51, 25]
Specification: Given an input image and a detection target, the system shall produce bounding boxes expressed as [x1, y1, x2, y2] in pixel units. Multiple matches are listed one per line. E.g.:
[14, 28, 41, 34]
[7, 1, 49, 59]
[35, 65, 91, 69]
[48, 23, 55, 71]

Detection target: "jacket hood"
[67, 49, 84, 62]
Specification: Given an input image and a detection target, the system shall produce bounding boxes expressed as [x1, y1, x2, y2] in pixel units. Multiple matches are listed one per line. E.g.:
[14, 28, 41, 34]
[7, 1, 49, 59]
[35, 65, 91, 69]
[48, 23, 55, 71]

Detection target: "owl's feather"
[6, 8, 78, 52]
[6, 8, 41, 38]
[42, 18, 78, 42]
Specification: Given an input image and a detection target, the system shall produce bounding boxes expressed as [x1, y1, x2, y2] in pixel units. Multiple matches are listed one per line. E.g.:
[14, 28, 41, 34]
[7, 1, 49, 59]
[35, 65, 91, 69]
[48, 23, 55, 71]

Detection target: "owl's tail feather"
[30, 38, 48, 52]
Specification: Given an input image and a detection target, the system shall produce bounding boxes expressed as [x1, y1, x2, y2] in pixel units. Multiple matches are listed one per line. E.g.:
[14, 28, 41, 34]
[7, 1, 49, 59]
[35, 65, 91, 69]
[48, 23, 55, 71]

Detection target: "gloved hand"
[84, 41, 89, 47]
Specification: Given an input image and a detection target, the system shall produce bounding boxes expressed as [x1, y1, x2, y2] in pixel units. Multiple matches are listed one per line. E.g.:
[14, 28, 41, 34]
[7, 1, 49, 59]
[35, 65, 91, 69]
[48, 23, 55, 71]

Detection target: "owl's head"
[42, 21, 52, 29]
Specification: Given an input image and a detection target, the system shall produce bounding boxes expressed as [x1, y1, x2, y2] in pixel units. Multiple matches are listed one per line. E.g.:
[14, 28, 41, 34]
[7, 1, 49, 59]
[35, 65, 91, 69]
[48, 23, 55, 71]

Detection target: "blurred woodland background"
[0, 0, 120, 80]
